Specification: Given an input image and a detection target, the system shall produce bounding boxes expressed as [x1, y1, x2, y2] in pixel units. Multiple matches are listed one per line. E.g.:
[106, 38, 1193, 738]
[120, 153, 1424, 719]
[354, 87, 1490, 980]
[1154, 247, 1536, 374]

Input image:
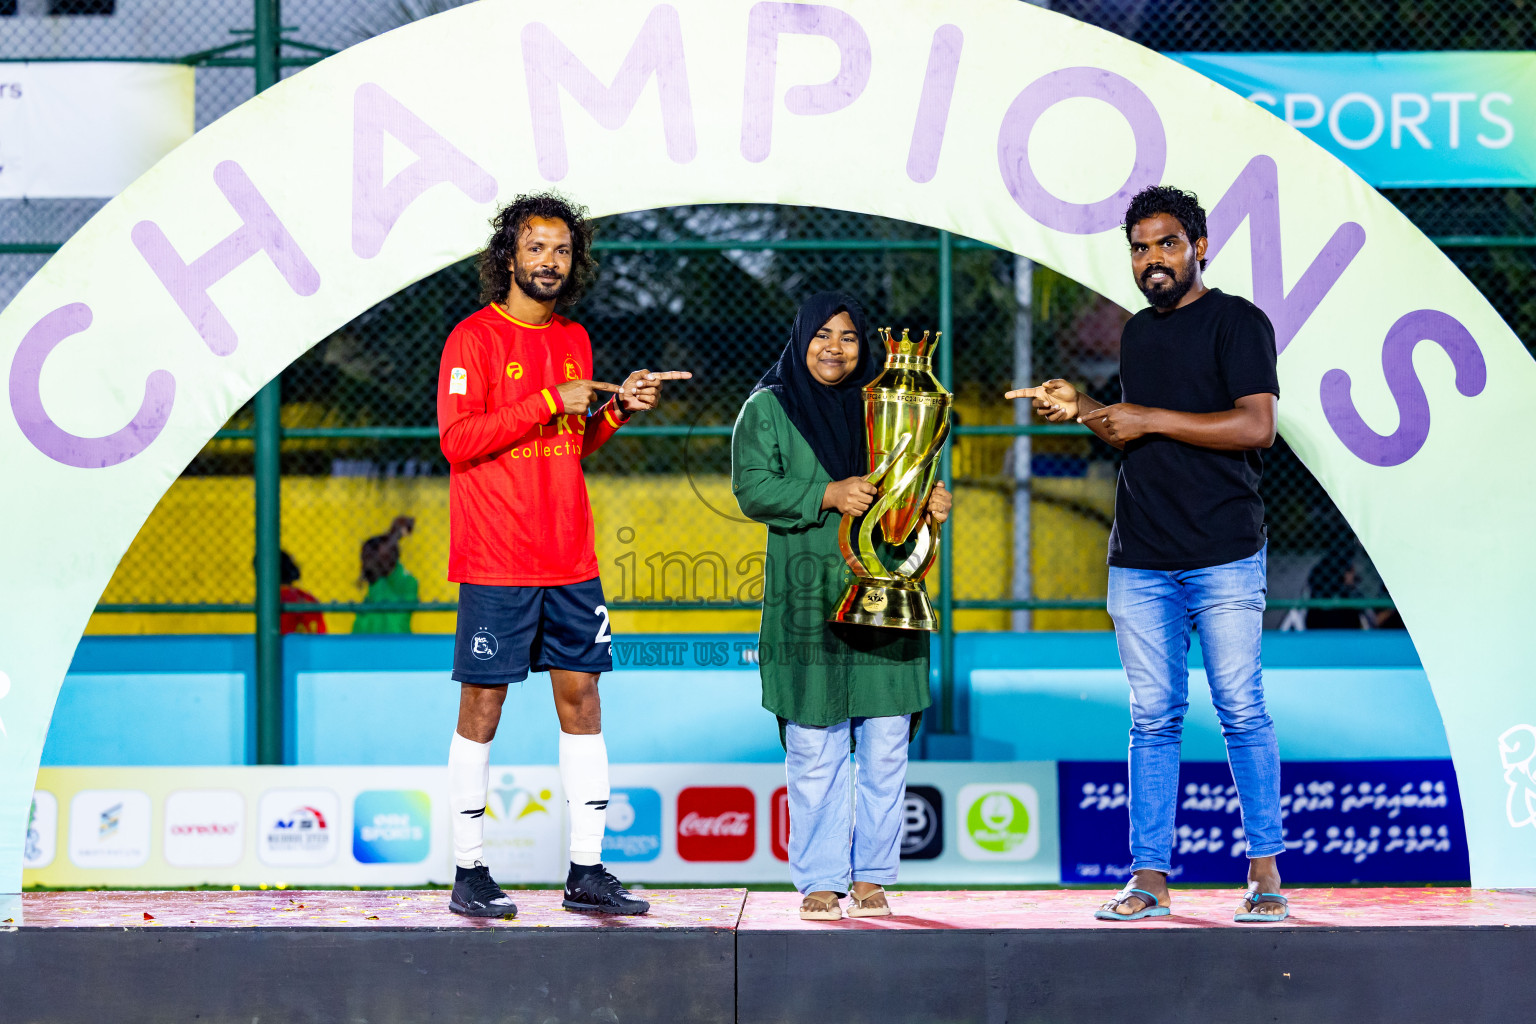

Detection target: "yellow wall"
[87, 472, 1113, 635]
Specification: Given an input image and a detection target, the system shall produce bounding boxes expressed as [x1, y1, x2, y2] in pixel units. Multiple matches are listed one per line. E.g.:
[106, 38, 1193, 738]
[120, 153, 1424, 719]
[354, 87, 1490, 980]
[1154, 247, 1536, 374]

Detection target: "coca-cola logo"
[676, 786, 755, 862]
[679, 810, 751, 836]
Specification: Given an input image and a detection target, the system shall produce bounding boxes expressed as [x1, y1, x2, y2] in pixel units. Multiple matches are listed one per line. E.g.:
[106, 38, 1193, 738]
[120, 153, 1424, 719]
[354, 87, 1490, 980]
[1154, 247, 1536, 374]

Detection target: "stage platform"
[3, 887, 1533, 1023]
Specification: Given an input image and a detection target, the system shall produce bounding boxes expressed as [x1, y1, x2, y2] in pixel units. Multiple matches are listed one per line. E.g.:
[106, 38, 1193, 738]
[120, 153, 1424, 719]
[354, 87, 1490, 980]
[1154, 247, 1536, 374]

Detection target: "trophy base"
[829, 580, 938, 632]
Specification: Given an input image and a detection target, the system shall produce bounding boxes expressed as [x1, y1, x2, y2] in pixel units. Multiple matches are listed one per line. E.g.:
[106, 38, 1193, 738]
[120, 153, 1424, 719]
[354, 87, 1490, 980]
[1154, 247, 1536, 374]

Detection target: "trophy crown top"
[877, 326, 941, 360]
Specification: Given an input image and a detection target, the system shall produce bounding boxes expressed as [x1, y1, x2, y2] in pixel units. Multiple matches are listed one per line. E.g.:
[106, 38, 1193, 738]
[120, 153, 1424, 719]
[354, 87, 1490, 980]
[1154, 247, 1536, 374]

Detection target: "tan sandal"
[847, 886, 892, 918]
[798, 891, 842, 921]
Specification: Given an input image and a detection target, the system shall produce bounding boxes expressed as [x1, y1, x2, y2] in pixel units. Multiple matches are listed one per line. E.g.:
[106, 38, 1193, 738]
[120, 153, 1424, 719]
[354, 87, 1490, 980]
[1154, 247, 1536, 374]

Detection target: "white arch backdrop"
[2, 0, 1534, 892]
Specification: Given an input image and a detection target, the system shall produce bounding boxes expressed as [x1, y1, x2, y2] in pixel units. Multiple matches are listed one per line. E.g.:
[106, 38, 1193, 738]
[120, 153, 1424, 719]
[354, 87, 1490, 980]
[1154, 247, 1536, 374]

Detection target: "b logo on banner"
[900, 785, 943, 860]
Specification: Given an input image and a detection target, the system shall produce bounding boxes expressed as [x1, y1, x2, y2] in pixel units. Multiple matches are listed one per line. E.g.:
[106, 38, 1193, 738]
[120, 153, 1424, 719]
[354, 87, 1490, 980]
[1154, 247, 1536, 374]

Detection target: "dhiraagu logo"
[602, 787, 662, 862]
[353, 790, 431, 864]
[958, 783, 1041, 862]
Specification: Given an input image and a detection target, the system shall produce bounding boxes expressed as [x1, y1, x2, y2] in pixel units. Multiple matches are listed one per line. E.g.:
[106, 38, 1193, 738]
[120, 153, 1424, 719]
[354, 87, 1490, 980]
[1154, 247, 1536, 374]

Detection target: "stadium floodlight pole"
[937, 229, 956, 735]
[253, 0, 284, 766]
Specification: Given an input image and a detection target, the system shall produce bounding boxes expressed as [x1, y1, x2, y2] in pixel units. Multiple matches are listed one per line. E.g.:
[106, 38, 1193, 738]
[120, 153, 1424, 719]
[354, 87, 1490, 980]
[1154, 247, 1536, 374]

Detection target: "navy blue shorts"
[452, 578, 614, 685]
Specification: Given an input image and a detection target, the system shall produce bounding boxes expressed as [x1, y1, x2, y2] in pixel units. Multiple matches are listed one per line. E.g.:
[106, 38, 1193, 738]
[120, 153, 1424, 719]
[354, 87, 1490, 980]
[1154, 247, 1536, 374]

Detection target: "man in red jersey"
[439, 193, 689, 918]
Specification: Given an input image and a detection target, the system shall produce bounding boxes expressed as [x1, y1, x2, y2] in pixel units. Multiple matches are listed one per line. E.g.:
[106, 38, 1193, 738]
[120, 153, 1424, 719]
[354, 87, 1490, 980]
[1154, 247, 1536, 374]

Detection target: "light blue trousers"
[784, 715, 911, 895]
[1107, 545, 1284, 873]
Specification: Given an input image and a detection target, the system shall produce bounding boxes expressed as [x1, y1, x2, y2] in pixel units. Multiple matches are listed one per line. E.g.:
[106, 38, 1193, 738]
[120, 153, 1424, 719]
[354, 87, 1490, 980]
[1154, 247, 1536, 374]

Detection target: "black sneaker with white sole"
[449, 863, 518, 918]
[563, 863, 650, 915]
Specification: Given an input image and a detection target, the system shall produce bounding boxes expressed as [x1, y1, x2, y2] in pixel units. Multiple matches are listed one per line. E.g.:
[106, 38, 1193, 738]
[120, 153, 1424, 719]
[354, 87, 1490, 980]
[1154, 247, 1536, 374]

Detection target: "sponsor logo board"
[258, 788, 340, 867]
[353, 790, 431, 864]
[957, 783, 1040, 862]
[1057, 760, 1470, 883]
[677, 786, 754, 862]
[770, 786, 789, 862]
[24, 791, 57, 869]
[69, 789, 152, 869]
[900, 785, 944, 860]
[481, 769, 563, 882]
[163, 789, 244, 867]
[602, 787, 662, 862]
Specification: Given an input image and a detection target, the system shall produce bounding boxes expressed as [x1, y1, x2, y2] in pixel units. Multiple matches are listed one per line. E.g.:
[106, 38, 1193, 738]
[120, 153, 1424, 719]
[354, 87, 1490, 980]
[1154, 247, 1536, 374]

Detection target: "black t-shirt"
[1107, 289, 1279, 570]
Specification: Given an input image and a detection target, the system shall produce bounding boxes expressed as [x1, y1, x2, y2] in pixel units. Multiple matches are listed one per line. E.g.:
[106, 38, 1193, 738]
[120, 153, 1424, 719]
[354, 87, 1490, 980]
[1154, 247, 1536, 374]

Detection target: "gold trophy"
[830, 327, 953, 632]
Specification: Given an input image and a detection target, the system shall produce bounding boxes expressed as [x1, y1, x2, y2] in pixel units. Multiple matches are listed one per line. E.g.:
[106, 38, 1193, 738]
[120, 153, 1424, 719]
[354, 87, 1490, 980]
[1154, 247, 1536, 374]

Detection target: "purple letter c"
[8, 303, 176, 469]
[997, 67, 1167, 235]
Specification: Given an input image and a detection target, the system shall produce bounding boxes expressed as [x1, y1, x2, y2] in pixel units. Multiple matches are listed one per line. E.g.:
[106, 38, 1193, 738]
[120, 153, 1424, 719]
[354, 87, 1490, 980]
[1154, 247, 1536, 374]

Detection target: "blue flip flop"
[1094, 887, 1171, 921]
[1234, 892, 1289, 923]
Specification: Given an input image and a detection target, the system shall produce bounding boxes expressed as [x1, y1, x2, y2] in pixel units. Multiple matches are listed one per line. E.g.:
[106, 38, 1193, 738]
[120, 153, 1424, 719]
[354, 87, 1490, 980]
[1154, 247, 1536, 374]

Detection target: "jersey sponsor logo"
[506, 361, 523, 379]
[449, 366, 468, 395]
[470, 630, 498, 660]
[509, 439, 582, 459]
[676, 786, 755, 861]
[563, 355, 579, 380]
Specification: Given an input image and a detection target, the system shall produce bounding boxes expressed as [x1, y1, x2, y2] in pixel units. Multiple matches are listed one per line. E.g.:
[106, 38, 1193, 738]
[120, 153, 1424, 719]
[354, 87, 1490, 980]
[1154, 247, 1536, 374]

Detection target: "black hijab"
[752, 291, 883, 481]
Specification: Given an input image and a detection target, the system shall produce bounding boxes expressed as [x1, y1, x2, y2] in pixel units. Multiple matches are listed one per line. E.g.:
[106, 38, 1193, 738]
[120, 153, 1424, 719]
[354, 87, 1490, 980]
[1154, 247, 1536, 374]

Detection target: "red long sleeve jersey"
[437, 305, 626, 586]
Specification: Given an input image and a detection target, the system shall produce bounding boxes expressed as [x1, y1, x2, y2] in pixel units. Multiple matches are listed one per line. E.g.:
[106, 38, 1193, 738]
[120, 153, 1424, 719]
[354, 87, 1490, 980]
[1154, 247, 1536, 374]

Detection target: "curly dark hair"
[1123, 186, 1208, 270]
[476, 192, 597, 308]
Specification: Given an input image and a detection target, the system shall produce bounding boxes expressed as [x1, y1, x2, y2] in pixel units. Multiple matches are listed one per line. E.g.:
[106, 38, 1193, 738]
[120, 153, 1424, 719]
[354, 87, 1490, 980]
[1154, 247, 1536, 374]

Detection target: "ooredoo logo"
[164, 789, 245, 868]
[676, 786, 754, 862]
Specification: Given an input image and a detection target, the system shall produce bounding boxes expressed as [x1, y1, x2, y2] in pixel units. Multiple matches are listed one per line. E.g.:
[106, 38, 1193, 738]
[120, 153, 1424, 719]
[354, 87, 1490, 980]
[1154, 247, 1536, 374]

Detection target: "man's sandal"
[798, 891, 843, 921]
[1234, 892, 1289, 923]
[847, 887, 893, 918]
[1093, 886, 1171, 921]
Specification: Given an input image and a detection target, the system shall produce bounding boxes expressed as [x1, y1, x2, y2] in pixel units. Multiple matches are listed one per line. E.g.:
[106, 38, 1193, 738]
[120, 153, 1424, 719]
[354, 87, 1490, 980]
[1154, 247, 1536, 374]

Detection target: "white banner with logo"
[0, 63, 194, 199]
[24, 762, 1060, 888]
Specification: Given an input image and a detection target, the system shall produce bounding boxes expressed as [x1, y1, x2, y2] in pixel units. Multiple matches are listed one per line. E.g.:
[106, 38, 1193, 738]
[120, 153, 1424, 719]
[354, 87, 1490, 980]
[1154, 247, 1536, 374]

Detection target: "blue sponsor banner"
[1059, 760, 1470, 884]
[602, 787, 662, 862]
[1171, 53, 1536, 186]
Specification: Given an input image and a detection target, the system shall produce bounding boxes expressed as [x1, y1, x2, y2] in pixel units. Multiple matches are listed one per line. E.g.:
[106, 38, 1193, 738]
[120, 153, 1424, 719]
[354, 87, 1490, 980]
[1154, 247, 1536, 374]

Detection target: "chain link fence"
[3, 0, 1531, 635]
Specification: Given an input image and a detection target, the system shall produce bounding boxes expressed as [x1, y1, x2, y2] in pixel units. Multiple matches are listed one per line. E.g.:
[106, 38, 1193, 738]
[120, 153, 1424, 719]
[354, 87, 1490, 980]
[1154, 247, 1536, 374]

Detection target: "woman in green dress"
[731, 291, 951, 921]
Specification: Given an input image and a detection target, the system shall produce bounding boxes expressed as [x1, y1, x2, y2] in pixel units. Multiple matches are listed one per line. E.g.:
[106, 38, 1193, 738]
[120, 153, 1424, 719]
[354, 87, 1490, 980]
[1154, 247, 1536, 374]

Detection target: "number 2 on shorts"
[594, 604, 612, 644]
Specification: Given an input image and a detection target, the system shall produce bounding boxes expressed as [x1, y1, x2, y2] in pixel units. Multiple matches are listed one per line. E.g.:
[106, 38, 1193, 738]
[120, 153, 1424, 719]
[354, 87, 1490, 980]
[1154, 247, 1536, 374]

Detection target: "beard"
[1137, 260, 1197, 308]
[513, 263, 568, 303]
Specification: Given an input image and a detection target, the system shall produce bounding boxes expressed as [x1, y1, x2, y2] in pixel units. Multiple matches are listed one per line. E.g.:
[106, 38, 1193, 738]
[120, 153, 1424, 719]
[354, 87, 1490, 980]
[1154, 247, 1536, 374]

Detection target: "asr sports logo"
[1499, 724, 1536, 829]
[564, 355, 579, 380]
[958, 783, 1040, 861]
[506, 361, 523, 379]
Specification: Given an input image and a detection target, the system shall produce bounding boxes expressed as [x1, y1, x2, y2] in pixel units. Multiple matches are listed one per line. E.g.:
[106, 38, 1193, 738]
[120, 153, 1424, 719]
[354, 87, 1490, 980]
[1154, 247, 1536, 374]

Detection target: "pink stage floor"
[11, 885, 1535, 930]
[11, 886, 745, 930]
[6, 887, 1535, 1023]
[738, 885, 1536, 930]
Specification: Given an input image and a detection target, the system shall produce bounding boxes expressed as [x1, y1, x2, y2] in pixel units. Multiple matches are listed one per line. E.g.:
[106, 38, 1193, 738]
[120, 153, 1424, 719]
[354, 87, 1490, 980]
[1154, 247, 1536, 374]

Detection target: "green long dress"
[731, 389, 931, 731]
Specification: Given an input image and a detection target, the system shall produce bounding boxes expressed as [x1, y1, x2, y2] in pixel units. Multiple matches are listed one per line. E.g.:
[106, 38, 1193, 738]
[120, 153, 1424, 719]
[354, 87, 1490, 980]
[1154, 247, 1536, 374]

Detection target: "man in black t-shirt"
[1008, 186, 1288, 924]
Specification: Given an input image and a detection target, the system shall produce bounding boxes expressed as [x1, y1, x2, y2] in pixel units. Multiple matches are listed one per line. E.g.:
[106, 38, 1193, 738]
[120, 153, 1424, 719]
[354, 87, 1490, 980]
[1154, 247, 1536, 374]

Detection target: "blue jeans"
[1107, 546, 1284, 873]
[784, 716, 911, 895]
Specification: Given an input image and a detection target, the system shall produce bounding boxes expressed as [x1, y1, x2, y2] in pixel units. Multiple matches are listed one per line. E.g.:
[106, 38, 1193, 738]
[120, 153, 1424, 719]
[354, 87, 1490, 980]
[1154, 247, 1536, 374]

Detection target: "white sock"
[559, 731, 609, 866]
[448, 731, 491, 870]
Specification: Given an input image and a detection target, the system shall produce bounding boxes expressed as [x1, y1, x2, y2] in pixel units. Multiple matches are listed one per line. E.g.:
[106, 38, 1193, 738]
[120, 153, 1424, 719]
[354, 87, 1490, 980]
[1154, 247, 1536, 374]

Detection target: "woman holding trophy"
[731, 291, 952, 921]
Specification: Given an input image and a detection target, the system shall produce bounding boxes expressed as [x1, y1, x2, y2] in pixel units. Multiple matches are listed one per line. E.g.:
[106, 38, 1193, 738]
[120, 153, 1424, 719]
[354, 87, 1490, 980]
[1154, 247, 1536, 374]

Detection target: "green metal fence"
[4, 1, 1535, 761]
